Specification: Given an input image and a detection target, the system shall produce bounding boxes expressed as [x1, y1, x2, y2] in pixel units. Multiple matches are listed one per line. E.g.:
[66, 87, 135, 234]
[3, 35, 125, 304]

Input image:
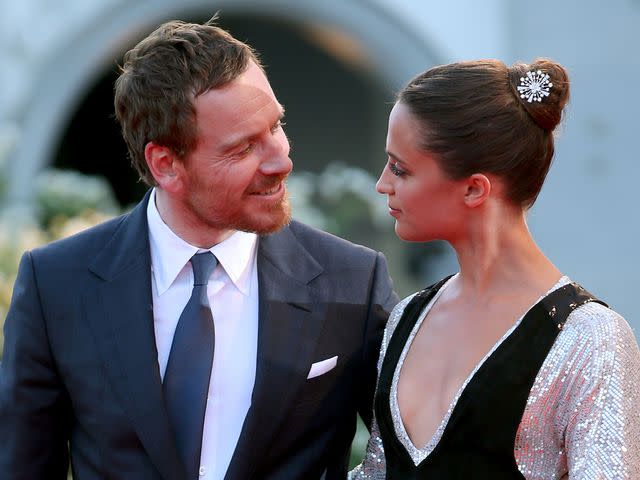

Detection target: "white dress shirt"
[147, 189, 259, 480]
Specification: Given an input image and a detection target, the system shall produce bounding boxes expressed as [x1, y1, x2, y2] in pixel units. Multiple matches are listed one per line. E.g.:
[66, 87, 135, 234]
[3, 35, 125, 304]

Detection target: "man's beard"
[240, 192, 292, 235]
[188, 185, 292, 236]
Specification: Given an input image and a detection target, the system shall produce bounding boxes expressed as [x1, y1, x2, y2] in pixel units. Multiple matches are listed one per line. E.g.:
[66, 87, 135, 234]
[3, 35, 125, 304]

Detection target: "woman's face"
[376, 102, 466, 242]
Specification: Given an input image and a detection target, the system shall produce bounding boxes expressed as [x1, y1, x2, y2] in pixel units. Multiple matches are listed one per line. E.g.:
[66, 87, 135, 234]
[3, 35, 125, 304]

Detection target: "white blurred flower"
[35, 168, 119, 223]
[287, 172, 330, 230]
[49, 210, 113, 240]
[317, 162, 388, 227]
[0, 123, 19, 166]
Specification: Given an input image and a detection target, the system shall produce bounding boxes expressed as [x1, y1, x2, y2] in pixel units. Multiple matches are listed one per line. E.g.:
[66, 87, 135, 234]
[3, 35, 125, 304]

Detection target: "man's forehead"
[192, 66, 284, 150]
[195, 84, 283, 124]
[199, 63, 279, 109]
[225, 61, 276, 97]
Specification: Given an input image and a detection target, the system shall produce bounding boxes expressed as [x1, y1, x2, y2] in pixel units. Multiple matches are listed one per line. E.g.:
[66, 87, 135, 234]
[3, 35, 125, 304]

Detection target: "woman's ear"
[463, 173, 491, 208]
[145, 142, 183, 193]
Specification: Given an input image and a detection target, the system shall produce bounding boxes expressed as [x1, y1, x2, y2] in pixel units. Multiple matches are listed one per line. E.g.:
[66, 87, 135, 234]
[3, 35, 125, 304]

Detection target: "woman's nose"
[376, 168, 392, 194]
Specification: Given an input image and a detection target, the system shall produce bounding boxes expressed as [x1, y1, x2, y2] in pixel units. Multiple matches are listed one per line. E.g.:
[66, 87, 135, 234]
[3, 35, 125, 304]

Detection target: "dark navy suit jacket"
[0, 192, 398, 479]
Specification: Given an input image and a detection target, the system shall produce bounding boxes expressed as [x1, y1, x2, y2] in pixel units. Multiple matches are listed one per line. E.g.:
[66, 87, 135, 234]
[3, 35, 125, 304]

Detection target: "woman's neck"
[449, 204, 561, 302]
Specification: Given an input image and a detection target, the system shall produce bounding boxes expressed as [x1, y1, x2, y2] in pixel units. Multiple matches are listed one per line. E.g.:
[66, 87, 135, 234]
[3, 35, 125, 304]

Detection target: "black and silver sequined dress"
[350, 275, 640, 479]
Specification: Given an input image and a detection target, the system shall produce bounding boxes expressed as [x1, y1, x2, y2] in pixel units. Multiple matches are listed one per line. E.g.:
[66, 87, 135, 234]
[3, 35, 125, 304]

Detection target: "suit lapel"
[85, 191, 185, 480]
[225, 226, 326, 479]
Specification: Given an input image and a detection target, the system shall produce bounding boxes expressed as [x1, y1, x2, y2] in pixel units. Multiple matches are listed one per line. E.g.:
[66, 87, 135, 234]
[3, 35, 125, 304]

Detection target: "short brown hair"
[114, 17, 260, 185]
[398, 58, 570, 209]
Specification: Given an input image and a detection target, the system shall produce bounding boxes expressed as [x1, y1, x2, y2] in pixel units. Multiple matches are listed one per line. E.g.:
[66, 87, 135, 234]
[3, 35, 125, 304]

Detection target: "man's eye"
[237, 143, 255, 155]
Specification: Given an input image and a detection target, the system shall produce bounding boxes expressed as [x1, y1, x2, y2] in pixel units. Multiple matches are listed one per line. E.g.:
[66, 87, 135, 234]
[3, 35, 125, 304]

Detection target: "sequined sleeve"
[349, 294, 417, 480]
[563, 305, 640, 478]
[515, 302, 640, 478]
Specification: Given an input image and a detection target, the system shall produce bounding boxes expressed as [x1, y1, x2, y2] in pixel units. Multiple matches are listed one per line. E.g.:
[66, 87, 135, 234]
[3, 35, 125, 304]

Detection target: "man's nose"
[261, 135, 292, 176]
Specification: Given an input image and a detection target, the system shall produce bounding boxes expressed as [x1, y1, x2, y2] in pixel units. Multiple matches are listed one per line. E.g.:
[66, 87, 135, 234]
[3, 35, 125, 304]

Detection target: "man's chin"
[254, 217, 291, 235]
[238, 202, 292, 235]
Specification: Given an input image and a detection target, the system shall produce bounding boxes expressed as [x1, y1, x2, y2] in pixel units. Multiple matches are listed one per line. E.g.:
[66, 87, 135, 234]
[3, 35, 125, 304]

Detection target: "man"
[0, 17, 397, 480]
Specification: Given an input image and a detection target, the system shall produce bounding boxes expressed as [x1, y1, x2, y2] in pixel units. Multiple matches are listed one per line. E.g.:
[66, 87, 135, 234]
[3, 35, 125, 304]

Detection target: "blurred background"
[1, 0, 639, 469]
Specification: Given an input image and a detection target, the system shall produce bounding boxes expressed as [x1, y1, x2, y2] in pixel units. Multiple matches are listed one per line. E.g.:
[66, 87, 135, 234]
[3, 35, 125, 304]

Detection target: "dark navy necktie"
[163, 251, 217, 479]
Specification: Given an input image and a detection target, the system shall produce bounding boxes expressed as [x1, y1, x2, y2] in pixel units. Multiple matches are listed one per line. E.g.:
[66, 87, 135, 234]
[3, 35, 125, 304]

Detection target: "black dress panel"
[374, 279, 605, 479]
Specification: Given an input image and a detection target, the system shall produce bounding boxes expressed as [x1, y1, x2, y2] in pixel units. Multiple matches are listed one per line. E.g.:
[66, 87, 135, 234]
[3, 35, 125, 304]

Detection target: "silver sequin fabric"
[350, 276, 640, 479]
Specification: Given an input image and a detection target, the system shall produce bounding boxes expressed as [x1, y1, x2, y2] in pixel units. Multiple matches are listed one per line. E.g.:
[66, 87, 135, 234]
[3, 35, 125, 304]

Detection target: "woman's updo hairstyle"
[398, 58, 570, 209]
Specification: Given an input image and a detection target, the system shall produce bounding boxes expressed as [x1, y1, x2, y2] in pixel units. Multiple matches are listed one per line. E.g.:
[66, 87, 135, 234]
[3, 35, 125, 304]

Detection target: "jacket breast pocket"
[290, 357, 344, 416]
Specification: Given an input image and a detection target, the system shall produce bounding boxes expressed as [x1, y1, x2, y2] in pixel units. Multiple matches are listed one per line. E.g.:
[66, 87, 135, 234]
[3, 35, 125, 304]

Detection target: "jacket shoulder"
[30, 213, 128, 266]
[286, 220, 379, 264]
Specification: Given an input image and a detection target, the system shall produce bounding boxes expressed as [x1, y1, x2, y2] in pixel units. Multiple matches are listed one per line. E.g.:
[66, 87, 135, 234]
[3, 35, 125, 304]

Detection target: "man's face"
[171, 61, 292, 244]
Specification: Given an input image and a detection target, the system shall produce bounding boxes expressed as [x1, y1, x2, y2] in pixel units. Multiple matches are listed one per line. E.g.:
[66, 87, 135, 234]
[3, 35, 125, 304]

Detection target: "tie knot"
[190, 252, 217, 286]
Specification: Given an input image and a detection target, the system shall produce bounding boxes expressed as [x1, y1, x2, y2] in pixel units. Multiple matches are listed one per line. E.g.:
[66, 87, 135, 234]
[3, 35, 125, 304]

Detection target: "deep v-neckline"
[390, 274, 569, 466]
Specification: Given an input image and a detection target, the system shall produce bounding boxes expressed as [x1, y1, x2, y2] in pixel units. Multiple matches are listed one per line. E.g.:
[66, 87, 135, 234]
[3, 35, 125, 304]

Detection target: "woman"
[350, 59, 640, 479]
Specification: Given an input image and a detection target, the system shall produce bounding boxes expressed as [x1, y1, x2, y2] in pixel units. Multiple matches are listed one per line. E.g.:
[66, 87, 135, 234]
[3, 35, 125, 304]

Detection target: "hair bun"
[508, 58, 570, 131]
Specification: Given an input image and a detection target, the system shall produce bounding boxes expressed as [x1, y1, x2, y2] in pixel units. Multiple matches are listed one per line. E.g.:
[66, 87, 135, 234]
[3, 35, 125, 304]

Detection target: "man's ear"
[463, 173, 491, 208]
[145, 142, 183, 192]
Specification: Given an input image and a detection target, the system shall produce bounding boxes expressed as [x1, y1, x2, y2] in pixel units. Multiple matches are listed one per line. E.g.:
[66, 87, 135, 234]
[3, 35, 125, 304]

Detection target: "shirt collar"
[147, 188, 258, 296]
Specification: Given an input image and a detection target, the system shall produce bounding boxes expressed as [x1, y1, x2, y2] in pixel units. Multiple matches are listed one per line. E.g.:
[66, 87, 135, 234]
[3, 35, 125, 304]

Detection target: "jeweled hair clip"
[517, 70, 553, 103]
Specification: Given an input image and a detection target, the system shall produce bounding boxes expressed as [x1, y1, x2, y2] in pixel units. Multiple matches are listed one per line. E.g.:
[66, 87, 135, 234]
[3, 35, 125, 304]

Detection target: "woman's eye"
[389, 161, 405, 177]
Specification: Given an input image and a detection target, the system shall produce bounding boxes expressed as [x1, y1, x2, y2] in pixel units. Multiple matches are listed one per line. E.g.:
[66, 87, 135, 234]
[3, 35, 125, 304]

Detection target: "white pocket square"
[307, 355, 338, 379]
